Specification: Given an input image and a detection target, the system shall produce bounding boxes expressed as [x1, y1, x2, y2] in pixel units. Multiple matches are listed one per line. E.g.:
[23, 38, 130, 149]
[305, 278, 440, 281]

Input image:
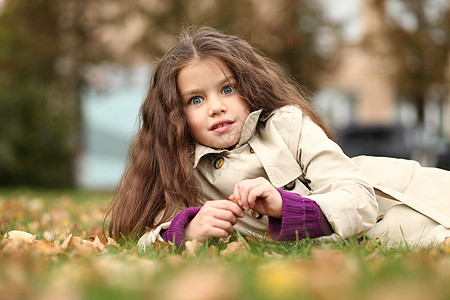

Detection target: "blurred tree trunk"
[54, 0, 89, 176]
[385, 0, 450, 125]
[0, 0, 95, 186]
[0, 0, 73, 186]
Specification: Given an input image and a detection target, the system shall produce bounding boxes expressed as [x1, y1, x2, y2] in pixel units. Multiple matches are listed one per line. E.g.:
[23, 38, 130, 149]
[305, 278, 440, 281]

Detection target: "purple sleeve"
[161, 207, 201, 247]
[268, 189, 333, 241]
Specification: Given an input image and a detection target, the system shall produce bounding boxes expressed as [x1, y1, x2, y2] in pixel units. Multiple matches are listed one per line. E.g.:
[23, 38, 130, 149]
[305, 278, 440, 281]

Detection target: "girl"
[105, 27, 450, 250]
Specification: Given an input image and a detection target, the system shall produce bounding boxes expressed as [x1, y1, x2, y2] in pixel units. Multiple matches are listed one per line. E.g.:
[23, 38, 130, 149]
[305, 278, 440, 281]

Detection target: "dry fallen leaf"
[89, 236, 107, 253]
[163, 265, 240, 300]
[62, 235, 107, 256]
[61, 234, 73, 251]
[439, 237, 450, 254]
[264, 230, 274, 242]
[305, 248, 359, 300]
[88, 226, 103, 237]
[152, 240, 173, 252]
[106, 237, 119, 248]
[4, 230, 36, 242]
[32, 240, 62, 256]
[184, 239, 202, 257]
[221, 239, 249, 256]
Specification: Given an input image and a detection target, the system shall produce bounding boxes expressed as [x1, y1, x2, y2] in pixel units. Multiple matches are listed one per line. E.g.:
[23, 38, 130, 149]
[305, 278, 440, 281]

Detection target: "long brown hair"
[104, 27, 333, 240]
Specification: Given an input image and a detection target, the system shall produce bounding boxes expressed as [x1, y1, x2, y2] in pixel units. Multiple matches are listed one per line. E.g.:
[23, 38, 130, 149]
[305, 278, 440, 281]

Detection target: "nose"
[207, 95, 227, 116]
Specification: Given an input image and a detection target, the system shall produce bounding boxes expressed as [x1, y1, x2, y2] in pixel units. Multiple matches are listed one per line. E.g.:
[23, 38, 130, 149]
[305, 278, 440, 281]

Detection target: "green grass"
[1, 188, 450, 300]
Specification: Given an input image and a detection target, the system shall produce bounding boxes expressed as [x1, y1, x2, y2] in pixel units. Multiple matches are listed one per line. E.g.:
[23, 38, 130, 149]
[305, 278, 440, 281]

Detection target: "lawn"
[1, 188, 449, 300]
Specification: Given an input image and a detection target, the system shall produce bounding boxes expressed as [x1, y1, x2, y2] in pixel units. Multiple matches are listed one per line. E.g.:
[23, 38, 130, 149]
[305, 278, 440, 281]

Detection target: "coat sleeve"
[270, 106, 378, 240]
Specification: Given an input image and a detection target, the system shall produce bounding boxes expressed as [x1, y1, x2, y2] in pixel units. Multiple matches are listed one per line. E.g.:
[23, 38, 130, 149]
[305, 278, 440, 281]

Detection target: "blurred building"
[78, 64, 148, 190]
[315, 0, 450, 166]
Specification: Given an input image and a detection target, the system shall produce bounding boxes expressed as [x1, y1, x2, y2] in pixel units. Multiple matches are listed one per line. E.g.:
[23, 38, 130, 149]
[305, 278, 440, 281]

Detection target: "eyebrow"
[180, 76, 237, 98]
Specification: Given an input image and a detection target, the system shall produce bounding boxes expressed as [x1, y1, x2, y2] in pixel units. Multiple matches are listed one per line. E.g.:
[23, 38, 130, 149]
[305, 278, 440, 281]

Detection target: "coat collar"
[192, 109, 267, 168]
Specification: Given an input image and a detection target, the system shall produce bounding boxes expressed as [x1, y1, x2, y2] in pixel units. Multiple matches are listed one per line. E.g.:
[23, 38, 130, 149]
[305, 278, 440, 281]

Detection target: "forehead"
[177, 57, 235, 98]
[179, 57, 233, 80]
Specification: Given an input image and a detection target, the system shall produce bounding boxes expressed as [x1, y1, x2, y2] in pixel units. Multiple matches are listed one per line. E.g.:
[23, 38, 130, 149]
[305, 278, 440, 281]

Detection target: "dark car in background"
[336, 124, 450, 171]
[436, 142, 450, 170]
[336, 125, 411, 160]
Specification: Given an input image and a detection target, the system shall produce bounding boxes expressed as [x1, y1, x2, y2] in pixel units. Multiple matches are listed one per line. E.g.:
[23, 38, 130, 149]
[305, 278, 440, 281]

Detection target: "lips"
[210, 120, 234, 132]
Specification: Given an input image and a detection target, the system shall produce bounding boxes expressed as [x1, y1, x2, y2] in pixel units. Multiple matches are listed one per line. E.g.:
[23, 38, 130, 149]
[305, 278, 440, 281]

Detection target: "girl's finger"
[237, 184, 252, 211]
[208, 200, 244, 218]
[211, 219, 235, 235]
[212, 209, 239, 224]
[247, 185, 266, 208]
[208, 227, 232, 239]
[232, 183, 243, 207]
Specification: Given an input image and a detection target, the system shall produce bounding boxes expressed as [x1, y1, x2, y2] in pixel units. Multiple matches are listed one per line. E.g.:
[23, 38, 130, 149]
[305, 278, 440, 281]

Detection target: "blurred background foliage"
[0, 0, 448, 187]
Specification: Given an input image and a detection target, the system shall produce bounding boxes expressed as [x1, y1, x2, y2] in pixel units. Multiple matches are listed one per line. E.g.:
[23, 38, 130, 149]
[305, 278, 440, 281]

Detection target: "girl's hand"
[184, 200, 244, 241]
[230, 177, 282, 218]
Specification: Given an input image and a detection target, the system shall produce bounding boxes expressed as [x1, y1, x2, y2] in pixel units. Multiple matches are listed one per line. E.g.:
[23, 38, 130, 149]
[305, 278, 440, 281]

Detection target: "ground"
[1, 188, 450, 300]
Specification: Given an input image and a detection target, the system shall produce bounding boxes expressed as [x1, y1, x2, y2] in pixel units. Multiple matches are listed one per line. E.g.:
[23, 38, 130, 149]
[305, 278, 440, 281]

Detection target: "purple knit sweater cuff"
[162, 206, 201, 247]
[268, 189, 333, 241]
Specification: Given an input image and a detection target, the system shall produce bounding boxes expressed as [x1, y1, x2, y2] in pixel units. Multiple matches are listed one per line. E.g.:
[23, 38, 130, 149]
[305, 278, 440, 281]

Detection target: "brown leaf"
[63, 235, 106, 256]
[87, 236, 107, 253]
[221, 239, 249, 256]
[152, 240, 173, 252]
[0, 239, 30, 254]
[264, 230, 274, 242]
[305, 249, 359, 300]
[106, 237, 120, 248]
[439, 237, 450, 255]
[32, 240, 62, 256]
[88, 226, 103, 237]
[60, 234, 73, 251]
[88, 235, 106, 245]
[184, 239, 202, 256]
[163, 266, 240, 300]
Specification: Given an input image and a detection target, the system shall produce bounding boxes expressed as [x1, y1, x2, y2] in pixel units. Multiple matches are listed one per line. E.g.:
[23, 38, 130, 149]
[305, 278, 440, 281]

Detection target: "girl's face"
[178, 57, 250, 149]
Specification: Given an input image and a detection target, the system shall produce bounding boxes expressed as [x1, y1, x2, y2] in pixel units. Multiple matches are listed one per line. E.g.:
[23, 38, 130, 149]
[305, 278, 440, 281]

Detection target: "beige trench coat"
[138, 105, 450, 250]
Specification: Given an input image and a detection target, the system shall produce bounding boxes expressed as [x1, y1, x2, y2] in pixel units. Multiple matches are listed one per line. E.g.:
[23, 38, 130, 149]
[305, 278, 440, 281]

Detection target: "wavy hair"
[105, 27, 333, 240]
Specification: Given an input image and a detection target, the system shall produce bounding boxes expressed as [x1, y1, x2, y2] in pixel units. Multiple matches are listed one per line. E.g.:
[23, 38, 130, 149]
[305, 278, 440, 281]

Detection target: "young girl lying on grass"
[105, 27, 450, 250]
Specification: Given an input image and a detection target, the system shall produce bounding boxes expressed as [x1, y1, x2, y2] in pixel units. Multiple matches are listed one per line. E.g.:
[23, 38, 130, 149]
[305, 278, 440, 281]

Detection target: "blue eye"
[222, 85, 234, 95]
[189, 96, 204, 105]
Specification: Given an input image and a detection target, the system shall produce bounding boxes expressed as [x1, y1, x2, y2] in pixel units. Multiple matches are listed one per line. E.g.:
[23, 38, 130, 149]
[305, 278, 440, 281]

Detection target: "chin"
[210, 141, 235, 150]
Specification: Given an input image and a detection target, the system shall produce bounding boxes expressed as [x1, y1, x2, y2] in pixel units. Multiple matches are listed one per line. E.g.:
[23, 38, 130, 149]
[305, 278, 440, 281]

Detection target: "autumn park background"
[1, 1, 450, 300]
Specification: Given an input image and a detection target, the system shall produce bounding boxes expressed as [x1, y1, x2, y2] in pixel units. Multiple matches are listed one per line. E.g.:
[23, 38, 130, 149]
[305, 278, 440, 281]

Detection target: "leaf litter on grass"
[1, 189, 450, 300]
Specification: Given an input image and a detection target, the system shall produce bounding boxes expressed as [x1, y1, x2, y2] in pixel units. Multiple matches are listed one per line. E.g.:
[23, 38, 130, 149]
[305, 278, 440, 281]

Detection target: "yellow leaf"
[256, 261, 307, 298]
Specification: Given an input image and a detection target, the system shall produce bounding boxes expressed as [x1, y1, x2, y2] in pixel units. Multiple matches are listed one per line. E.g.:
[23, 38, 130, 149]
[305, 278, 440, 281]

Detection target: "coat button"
[251, 210, 263, 219]
[284, 180, 296, 190]
[358, 235, 371, 244]
[214, 157, 225, 169]
[376, 215, 384, 223]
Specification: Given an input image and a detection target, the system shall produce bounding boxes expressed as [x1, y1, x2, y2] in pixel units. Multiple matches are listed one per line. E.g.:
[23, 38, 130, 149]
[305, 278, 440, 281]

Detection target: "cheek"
[186, 117, 202, 137]
[240, 103, 251, 119]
